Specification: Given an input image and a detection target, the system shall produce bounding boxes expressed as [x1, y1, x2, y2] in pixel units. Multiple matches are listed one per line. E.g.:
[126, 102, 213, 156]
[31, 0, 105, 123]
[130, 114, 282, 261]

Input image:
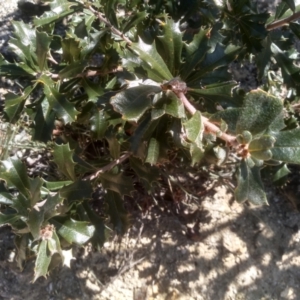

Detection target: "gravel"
[0, 0, 20, 58]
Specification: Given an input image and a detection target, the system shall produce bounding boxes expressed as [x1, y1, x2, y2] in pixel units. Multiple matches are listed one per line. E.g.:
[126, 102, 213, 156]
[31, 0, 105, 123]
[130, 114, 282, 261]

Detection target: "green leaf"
[59, 60, 88, 79]
[110, 85, 161, 122]
[275, 2, 290, 19]
[204, 145, 227, 166]
[236, 131, 252, 145]
[82, 77, 104, 102]
[29, 177, 43, 207]
[272, 164, 291, 184]
[190, 143, 205, 166]
[33, 240, 52, 282]
[235, 160, 268, 206]
[0, 55, 35, 77]
[0, 64, 35, 77]
[90, 109, 108, 140]
[146, 138, 160, 165]
[236, 89, 283, 135]
[61, 37, 81, 63]
[104, 0, 119, 28]
[122, 11, 147, 33]
[200, 66, 232, 86]
[81, 30, 107, 59]
[267, 3, 300, 25]
[289, 22, 300, 39]
[106, 76, 118, 89]
[271, 128, 300, 164]
[130, 157, 159, 187]
[12, 194, 31, 217]
[52, 218, 94, 244]
[15, 234, 30, 270]
[43, 180, 73, 190]
[187, 43, 240, 84]
[250, 149, 273, 161]
[231, 12, 268, 51]
[157, 17, 183, 75]
[207, 22, 224, 51]
[9, 21, 37, 69]
[129, 114, 159, 155]
[44, 85, 79, 124]
[81, 201, 106, 250]
[99, 172, 135, 196]
[210, 108, 241, 134]
[4, 86, 35, 123]
[105, 128, 121, 160]
[33, 0, 78, 26]
[0, 157, 30, 198]
[59, 78, 81, 94]
[130, 38, 173, 81]
[60, 180, 93, 202]
[47, 231, 63, 256]
[119, 48, 146, 77]
[53, 143, 76, 181]
[43, 193, 64, 221]
[271, 43, 300, 88]
[0, 192, 14, 205]
[181, 28, 210, 80]
[0, 213, 20, 226]
[74, 19, 88, 39]
[152, 90, 185, 119]
[36, 31, 51, 71]
[104, 190, 129, 235]
[183, 111, 203, 149]
[256, 35, 272, 80]
[32, 96, 56, 142]
[249, 135, 276, 157]
[282, 0, 295, 12]
[28, 208, 44, 240]
[267, 111, 286, 133]
[189, 81, 238, 110]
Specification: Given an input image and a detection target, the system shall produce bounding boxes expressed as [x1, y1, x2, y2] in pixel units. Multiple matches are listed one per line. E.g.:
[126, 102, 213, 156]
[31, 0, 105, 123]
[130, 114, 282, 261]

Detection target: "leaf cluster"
[1, 0, 300, 280]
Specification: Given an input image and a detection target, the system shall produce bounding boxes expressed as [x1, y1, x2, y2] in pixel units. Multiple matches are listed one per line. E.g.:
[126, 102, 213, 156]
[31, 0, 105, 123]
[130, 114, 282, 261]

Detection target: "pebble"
[280, 287, 295, 299]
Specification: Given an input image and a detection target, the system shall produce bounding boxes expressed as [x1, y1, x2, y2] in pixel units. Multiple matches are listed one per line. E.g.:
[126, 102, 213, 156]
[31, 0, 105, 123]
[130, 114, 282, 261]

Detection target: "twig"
[89, 6, 132, 45]
[47, 56, 58, 65]
[176, 92, 238, 147]
[84, 152, 131, 181]
[202, 115, 237, 146]
[291, 102, 300, 111]
[266, 11, 300, 31]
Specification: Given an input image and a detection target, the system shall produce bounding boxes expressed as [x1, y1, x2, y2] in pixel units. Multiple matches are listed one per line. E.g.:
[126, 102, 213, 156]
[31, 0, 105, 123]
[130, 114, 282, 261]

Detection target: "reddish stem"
[176, 92, 238, 147]
[266, 11, 300, 31]
[84, 152, 131, 181]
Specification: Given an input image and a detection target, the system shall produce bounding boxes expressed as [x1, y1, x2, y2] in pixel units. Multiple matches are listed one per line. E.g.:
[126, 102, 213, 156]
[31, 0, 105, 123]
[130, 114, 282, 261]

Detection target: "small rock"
[280, 287, 295, 299]
[223, 230, 247, 254]
[222, 253, 235, 268]
[152, 283, 159, 295]
[86, 279, 101, 293]
[7, 251, 15, 263]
